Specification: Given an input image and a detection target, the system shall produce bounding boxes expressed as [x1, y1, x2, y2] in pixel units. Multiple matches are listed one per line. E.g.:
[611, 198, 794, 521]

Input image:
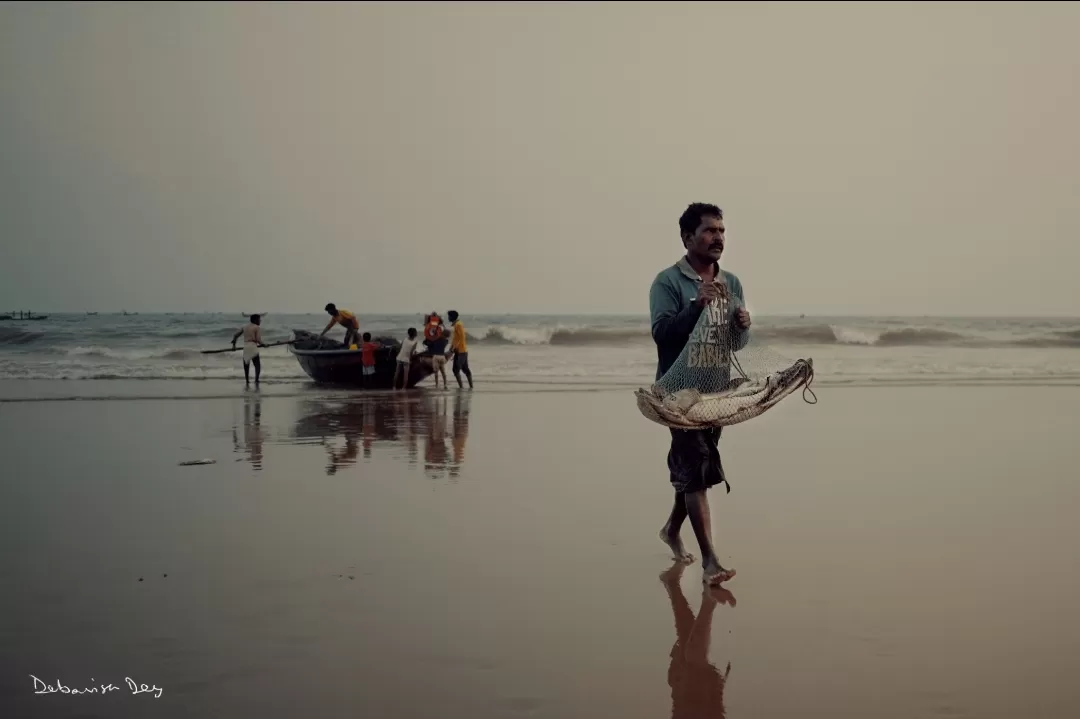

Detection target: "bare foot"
[659, 526, 696, 564]
[659, 561, 686, 586]
[704, 585, 737, 607]
[702, 561, 736, 586]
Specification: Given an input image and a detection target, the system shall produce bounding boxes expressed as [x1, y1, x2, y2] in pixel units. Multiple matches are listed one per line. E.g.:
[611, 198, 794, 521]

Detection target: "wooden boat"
[288, 330, 435, 388]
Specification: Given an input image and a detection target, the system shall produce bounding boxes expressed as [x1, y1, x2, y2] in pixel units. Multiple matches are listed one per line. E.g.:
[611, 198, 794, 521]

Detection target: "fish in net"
[635, 287, 817, 429]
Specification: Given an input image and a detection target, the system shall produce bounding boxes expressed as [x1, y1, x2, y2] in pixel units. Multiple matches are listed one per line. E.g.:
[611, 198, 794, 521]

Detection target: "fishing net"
[635, 288, 818, 429]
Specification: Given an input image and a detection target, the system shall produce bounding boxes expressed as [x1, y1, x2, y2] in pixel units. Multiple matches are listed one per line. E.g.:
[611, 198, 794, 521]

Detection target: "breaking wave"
[0, 327, 44, 345]
[1033, 329, 1080, 348]
[466, 323, 1080, 349]
[753, 324, 1080, 348]
[31, 345, 220, 361]
[3, 315, 1079, 357]
[468, 327, 649, 346]
[754, 324, 968, 346]
[875, 328, 968, 346]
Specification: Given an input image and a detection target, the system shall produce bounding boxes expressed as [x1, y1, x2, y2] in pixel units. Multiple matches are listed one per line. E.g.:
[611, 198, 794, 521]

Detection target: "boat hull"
[289, 335, 435, 389]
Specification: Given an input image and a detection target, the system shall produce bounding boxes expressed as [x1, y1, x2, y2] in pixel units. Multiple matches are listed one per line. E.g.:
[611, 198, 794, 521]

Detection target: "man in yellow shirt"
[446, 310, 473, 389]
[320, 303, 361, 347]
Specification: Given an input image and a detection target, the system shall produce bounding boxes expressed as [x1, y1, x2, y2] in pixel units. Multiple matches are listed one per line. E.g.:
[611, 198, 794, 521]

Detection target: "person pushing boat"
[320, 303, 361, 348]
[422, 312, 450, 389]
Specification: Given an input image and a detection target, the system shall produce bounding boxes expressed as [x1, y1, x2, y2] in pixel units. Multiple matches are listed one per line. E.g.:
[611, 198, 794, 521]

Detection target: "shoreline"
[3, 376, 1080, 404]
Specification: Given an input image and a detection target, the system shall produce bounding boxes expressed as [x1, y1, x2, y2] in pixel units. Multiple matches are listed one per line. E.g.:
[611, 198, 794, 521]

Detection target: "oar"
[200, 340, 295, 355]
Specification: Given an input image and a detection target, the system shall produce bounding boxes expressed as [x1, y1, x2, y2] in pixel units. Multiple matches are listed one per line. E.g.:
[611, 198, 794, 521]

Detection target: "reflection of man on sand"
[401, 398, 419, 464]
[660, 562, 734, 719]
[325, 429, 360, 476]
[362, 400, 376, 459]
[424, 394, 450, 475]
[292, 393, 471, 477]
[450, 391, 470, 475]
[232, 392, 266, 470]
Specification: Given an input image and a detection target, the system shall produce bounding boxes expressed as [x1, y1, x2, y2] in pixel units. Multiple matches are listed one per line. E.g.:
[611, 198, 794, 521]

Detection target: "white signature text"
[31, 675, 163, 699]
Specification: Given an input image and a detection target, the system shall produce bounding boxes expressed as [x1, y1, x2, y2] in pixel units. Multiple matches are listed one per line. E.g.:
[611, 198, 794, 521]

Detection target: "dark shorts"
[668, 427, 730, 494]
[452, 352, 470, 374]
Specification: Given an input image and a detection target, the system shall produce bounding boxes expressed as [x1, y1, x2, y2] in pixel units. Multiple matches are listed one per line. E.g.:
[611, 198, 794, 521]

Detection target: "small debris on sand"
[178, 459, 216, 466]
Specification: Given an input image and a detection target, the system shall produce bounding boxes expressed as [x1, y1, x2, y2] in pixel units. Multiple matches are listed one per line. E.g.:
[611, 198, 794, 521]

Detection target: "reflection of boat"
[291, 392, 471, 477]
[288, 330, 435, 388]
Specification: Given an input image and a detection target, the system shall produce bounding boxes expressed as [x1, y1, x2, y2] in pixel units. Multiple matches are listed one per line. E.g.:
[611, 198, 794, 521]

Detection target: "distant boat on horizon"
[2, 311, 48, 321]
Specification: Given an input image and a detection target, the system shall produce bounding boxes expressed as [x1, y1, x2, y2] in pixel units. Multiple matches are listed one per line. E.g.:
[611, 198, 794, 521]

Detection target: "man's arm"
[231, 328, 243, 347]
[319, 318, 336, 337]
[650, 276, 703, 347]
[729, 276, 751, 352]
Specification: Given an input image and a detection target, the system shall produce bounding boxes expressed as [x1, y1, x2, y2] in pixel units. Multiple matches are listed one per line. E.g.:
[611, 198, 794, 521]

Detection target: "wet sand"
[1, 385, 1079, 718]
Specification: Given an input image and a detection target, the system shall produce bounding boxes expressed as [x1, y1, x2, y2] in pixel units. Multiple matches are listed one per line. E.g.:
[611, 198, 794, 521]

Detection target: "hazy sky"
[2, 2, 1078, 316]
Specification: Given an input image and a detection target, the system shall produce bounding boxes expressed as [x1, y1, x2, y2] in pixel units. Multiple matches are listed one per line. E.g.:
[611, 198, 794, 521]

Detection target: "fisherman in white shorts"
[232, 314, 267, 386]
[394, 327, 420, 390]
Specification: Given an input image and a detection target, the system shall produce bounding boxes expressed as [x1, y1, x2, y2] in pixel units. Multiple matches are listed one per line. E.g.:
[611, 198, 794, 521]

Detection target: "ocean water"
[0, 312, 1078, 388]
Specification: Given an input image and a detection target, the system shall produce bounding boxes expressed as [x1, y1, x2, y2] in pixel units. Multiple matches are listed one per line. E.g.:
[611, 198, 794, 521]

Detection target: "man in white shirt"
[231, 314, 267, 386]
[394, 327, 420, 390]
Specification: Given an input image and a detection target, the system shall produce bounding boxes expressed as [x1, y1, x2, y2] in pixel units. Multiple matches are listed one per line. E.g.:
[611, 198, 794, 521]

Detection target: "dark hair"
[250, 314, 260, 324]
[324, 303, 337, 314]
[407, 327, 417, 338]
[447, 310, 459, 322]
[678, 203, 723, 240]
[362, 332, 371, 342]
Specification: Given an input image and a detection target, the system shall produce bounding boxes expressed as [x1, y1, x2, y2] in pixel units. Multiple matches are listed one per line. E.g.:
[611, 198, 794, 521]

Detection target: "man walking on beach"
[447, 310, 473, 389]
[649, 203, 752, 586]
[232, 314, 267, 386]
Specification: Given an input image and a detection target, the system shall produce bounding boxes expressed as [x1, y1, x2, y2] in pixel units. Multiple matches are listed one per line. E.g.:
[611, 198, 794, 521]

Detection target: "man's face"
[684, 215, 725, 262]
